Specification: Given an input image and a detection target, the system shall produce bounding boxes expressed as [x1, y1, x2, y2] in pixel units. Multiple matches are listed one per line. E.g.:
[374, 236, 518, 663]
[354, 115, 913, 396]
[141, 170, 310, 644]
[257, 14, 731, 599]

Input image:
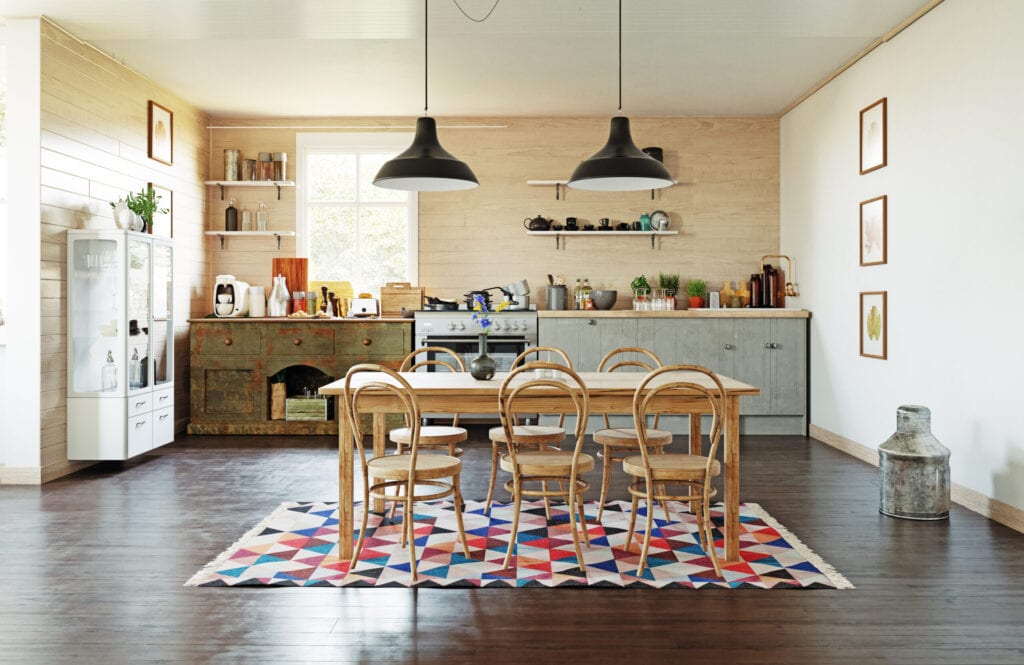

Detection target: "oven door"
[420, 336, 531, 373]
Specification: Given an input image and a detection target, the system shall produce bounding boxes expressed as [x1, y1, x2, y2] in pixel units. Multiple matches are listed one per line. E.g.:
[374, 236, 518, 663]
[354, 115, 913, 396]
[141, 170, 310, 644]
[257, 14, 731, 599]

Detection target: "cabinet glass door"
[70, 237, 122, 394]
[127, 238, 152, 391]
[152, 240, 173, 386]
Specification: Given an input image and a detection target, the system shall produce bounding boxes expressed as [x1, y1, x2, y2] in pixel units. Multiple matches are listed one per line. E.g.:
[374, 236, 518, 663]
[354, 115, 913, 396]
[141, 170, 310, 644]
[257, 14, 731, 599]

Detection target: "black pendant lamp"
[568, 0, 673, 192]
[374, 0, 478, 191]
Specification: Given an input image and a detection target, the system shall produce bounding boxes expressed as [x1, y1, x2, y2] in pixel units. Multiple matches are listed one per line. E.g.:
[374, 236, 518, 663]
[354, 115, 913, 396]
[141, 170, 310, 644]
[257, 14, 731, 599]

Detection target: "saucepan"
[506, 279, 530, 296]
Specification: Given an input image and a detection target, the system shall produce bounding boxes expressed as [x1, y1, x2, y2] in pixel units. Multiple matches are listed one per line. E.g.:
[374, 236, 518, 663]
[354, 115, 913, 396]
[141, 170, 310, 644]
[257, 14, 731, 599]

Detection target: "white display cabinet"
[66, 230, 174, 460]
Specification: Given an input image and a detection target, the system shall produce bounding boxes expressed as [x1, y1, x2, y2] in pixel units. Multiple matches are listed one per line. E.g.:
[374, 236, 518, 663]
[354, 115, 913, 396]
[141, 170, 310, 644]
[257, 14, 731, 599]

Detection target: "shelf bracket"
[651, 188, 655, 201]
[555, 183, 561, 201]
[217, 184, 225, 201]
[276, 184, 282, 200]
[218, 234, 225, 249]
[650, 233, 656, 250]
[274, 233, 283, 250]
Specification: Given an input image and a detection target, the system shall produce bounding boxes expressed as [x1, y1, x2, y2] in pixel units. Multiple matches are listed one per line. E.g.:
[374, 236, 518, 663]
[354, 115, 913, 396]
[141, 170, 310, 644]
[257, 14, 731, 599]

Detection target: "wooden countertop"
[537, 309, 810, 319]
[188, 316, 413, 323]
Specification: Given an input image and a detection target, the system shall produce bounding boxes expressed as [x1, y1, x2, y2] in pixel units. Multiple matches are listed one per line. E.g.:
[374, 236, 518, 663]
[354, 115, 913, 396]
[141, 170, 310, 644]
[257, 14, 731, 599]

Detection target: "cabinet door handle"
[292, 338, 302, 346]
[764, 342, 772, 349]
[724, 344, 734, 350]
[224, 338, 233, 346]
[135, 401, 147, 408]
[362, 338, 372, 346]
[588, 319, 597, 326]
[159, 414, 169, 421]
[771, 342, 779, 349]
[158, 395, 169, 402]
[135, 420, 146, 428]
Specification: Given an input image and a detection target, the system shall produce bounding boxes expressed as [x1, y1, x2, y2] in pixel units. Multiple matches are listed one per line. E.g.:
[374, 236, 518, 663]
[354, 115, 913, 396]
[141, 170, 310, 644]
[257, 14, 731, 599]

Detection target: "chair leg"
[567, 483, 586, 571]
[502, 481, 523, 570]
[350, 486, 372, 570]
[700, 495, 723, 579]
[597, 446, 613, 523]
[405, 485, 418, 583]
[625, 493, 640, 552]
[485, 441, 500, 515]
[575, 485, 591, 547]
[541, 481, 551, 520]
[637, 487, 656, 576]
[452, 476, 470, 558]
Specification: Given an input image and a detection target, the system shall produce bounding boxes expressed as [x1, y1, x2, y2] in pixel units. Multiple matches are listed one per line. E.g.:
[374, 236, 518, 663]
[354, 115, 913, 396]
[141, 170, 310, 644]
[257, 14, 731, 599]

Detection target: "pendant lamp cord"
[424, 0, 429, 114]
[453, 0, 500, 23]
[618, 0, 622, 113]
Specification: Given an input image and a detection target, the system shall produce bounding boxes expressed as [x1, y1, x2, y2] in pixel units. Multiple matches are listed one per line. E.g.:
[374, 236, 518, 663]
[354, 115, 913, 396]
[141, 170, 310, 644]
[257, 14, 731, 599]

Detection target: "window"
[296, 133, 417, 297]
[0, 25, 7, 335]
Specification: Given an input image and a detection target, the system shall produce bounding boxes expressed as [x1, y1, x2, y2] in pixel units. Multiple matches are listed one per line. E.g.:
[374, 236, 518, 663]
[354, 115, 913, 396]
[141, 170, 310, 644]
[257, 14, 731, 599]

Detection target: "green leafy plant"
[686, 279, 707, 298]
[111, 187, 167, 227]
[630, 275, 651, 293]
[658, 273, 679, 292]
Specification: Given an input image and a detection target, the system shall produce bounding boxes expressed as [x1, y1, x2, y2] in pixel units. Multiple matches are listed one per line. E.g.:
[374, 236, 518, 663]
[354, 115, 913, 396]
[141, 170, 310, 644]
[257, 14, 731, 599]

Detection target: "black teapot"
[523, 214, 551, 231]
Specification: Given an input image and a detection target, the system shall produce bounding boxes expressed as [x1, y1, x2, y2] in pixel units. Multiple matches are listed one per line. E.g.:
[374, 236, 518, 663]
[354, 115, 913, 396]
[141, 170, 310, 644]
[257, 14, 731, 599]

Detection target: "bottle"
[573, 278, 582, 310]
[101, 351, 117, 392]
[582, 278, 594, 310]
[256, 201, 268, 231]
[240, 206, 253, 232]
[749, 274, 762, 309]
[225, 197, 238, 232]
[762, 264, 777, 308]
[720, 280, 735, 308]
[129, 348, 143, 389]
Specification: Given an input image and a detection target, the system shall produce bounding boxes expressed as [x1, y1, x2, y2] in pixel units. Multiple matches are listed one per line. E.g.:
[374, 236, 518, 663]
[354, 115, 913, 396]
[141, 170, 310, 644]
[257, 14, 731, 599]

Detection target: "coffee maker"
[214, 274, 251, 317]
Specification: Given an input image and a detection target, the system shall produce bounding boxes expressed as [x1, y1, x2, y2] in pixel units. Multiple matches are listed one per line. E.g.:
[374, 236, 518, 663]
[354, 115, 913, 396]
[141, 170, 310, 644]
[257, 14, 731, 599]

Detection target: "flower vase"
[469, 334, 496, 380]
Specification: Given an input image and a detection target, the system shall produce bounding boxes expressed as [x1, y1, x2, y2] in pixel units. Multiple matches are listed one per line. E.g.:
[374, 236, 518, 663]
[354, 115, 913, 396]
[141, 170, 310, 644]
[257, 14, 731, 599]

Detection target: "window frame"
[295, 132, 418, 290]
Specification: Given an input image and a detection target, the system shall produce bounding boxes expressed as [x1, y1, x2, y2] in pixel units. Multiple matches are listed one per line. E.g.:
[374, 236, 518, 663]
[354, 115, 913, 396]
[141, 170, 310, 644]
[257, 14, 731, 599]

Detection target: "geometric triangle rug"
[186, 499, 853, 589]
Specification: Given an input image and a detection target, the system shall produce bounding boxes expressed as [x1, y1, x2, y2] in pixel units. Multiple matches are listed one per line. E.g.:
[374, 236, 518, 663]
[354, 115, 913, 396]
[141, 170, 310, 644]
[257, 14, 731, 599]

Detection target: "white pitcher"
[267, 274, 290, 317]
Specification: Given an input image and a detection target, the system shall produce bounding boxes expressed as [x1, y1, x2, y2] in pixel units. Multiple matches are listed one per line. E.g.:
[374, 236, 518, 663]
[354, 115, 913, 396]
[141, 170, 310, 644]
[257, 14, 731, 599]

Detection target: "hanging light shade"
[567, 0, 673, 192]
[374, 0, 478, 192]
[373, 117, 478, 191]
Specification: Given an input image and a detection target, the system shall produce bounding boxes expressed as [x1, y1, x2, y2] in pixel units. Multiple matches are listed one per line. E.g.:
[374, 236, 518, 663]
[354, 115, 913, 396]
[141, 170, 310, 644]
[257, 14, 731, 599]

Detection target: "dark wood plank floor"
[1, 428, 1022, 664]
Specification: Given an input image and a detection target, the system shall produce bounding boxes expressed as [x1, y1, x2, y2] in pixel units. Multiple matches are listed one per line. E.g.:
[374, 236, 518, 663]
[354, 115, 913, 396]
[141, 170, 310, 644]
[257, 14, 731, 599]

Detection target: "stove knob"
[502, 321, 511, 331]
[511, 321, 520, 331]
[521, 320, 529, 330]
[447, 322, 456, 331]
[458, 321, 466, 331]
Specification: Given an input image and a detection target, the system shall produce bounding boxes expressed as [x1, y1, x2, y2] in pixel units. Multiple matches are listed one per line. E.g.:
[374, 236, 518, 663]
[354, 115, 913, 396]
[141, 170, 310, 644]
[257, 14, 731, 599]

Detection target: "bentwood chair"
[621, 364, 726, 577]
[343, 363, 470, 583]
[591, 347, 673, 522]
[484, 346, 573, 515]
[496, 361, 594, 570]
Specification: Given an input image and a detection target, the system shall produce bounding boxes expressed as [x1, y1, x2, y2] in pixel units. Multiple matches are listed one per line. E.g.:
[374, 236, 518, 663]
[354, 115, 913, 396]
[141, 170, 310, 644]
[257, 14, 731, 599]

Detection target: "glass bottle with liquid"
[225, 197, 238, 232]
[240, 206, 253, 232]
[256, 201, 268, 232]
[582, 278, 594, 310]
[129, 348, 143, 389]
[101, 351, 117, 392]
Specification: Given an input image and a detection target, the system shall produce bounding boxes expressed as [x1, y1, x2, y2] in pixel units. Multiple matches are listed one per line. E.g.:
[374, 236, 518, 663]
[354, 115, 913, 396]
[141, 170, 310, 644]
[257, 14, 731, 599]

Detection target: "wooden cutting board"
[271, 258, 308, 294]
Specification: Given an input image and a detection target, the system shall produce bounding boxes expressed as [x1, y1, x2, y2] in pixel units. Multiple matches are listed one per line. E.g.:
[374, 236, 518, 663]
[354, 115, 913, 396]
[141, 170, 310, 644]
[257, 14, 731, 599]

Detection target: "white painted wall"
[781, 0, 1024, 511]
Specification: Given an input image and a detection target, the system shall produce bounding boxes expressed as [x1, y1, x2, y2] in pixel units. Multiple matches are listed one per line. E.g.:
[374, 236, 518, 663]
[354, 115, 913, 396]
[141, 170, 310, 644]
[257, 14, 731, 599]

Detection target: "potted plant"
[686, 279, 707, 309]
[630, 275, 651, 310]
[111, 187, 167, 233]
[658, 273, 679, 309]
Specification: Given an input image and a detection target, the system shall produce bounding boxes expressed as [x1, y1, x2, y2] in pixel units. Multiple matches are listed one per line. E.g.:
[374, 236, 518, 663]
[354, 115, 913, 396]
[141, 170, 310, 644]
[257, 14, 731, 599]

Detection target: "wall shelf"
[205, 180, 296, 201]
[527, 229, 678, 250]
[526, 179, 678, 201]
[205, 230, 295, 250]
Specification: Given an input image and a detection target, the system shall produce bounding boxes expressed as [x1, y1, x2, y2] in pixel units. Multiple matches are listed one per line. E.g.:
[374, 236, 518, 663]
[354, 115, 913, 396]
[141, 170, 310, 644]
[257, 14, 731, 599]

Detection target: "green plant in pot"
[686, 279, 707, 309]
[658, 273, 680, 309]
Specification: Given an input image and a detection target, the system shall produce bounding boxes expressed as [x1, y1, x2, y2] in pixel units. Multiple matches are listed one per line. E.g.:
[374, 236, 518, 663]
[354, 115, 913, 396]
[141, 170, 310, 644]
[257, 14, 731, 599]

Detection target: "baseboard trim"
[809, 424, 1024, 534]
[0, 466, 43, 485]
[41, 460, 93, 484]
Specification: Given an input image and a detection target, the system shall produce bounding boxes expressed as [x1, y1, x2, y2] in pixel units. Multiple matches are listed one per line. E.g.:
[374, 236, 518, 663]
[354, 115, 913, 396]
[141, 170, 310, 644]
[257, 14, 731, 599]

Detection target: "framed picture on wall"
[860, 195, 887, 266]
[148, 100, 174, 165]
[148, 183, 173, 238]
[860, 291, 887, 359]
[859, 97, 887, 174]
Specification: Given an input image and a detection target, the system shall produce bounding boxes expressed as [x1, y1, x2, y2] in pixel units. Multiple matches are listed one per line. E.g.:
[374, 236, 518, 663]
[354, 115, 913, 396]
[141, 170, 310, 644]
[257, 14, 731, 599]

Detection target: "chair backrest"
[400, 346, 466, 373]
[344, 363, 421, 470]
[598, 346, 662, 428]
[513, 346, 573, 369]
[632, 364, 726, 479]
[498, 360, 590, 471]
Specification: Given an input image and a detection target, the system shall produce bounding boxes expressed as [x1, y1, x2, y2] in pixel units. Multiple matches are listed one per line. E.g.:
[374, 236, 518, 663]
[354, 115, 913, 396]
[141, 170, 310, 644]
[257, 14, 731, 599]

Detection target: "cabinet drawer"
[128, 413, 153, 457]
[265, 326, 335, 355]
[152, 386, 174, 411]
[152, 406, 174, 447]
[128, 392, 153, 417]
[336, 324, 409, 357]
[193, 324, 260, 355]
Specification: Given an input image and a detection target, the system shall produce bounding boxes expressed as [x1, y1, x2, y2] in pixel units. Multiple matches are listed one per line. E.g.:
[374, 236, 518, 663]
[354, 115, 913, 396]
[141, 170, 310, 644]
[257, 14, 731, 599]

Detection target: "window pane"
[358, 154, 407, 203]
[308, 206, 357, 281]
[358, 207, 408, 293]
[308, 154, 356, 202]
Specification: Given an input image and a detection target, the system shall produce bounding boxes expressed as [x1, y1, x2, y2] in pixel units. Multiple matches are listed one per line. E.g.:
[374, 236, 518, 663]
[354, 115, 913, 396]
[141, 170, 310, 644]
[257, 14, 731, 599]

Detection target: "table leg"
[372, 413, 387, 513]
[689, 412, 702, 514]
[724, 395, 741, 563]
[337, 396, 353, 560]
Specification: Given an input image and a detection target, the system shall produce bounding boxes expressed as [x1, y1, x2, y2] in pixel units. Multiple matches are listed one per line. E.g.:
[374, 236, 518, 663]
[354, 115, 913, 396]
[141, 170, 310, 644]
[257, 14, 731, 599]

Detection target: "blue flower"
[471, 294, 508, 334]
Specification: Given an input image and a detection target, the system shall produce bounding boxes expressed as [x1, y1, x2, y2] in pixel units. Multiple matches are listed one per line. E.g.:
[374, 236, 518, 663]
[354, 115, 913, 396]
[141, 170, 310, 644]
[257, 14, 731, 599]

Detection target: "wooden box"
[285, 397, 328, 421]
[380, 282, 424, 317]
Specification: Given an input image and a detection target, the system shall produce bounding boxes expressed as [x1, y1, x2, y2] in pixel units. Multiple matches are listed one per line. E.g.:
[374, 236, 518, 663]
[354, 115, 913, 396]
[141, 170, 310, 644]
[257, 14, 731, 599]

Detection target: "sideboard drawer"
[336, 324, 408, 357]
[265, 326, 336, 356]
[152, 406, 174, 447]
[193, 324, 261, 355]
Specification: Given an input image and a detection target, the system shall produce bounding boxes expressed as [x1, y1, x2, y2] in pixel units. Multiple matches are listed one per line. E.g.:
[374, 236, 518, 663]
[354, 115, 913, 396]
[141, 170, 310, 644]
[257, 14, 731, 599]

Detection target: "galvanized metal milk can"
[878, 405, 950, 520]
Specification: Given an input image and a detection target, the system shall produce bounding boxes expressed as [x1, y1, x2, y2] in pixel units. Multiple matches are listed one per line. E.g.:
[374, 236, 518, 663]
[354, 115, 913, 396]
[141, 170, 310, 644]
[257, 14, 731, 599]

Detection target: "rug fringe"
[743, 502, 855, 589]
[184, 501, 300, 587]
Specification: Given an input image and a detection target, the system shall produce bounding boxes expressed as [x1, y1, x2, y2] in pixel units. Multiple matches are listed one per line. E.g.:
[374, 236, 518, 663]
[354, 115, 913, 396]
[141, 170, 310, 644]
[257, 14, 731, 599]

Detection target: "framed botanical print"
[859, 97, 887, 174]
[860, 195, 887, 266]
[148, 100, 174, 165]
[148, 183, 173, 238]
[860, 291, 887, 359]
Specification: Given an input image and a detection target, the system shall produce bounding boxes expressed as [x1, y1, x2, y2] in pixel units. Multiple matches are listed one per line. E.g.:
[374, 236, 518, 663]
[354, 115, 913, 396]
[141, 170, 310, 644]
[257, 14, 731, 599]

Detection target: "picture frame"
[860, 291, 887, 360]
[147, 100, 174, 165]
[859, 97, 887, 175]
[148, 183, 173, 238]
[860, 195, 887, 266]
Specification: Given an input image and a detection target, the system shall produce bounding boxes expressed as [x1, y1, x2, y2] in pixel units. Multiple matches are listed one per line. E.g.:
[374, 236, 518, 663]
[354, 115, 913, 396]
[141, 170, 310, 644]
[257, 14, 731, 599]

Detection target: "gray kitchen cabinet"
[541, 316, 639, 371]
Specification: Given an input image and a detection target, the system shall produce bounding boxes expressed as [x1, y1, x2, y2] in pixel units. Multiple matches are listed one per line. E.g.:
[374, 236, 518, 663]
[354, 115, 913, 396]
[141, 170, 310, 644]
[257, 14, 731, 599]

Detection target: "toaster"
[348, 297, 379, 318]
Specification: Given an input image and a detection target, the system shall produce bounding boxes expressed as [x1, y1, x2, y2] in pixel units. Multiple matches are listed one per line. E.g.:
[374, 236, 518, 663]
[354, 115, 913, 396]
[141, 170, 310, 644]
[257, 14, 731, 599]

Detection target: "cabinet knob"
[292, 338, 302, 346]
[224, 338, 233, 346]
[724, 344, 734, 350]
[588, 319, 597, 326]
[362, 338, 372, 346]
[159, 395, 169, 402]
[764, 342, 772, 349]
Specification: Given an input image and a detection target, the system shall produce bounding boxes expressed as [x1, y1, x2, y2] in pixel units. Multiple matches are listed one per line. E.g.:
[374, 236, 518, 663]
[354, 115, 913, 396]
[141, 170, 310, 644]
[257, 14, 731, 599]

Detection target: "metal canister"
[223, 149, 240, 181]
[878, 405, 951, 520]
[273, 152, 288, 181]
[241, 158, 257, 181]
[258, 152, 273, 181]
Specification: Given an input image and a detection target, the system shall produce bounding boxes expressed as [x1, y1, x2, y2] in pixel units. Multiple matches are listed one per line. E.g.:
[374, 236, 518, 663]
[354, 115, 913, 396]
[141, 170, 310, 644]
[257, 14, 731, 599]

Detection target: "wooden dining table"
[319, 369, 759, 564]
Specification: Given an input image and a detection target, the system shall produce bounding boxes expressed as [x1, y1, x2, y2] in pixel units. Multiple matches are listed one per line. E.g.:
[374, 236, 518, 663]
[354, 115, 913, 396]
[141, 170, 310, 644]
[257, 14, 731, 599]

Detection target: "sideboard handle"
[293, 338, 302, 346]
[362, 338, 372, 346]
[224, 338, 233, 346]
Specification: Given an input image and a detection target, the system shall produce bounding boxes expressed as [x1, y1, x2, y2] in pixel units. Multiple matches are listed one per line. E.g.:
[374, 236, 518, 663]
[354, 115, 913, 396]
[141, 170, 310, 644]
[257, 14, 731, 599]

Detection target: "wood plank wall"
[207, 116, 778, 306]
[38, 20, 209, 482]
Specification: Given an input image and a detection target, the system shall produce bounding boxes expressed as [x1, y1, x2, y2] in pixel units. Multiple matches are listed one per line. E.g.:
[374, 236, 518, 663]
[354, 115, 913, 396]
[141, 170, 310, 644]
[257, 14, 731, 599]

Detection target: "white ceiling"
[0, 0, 930, 118]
